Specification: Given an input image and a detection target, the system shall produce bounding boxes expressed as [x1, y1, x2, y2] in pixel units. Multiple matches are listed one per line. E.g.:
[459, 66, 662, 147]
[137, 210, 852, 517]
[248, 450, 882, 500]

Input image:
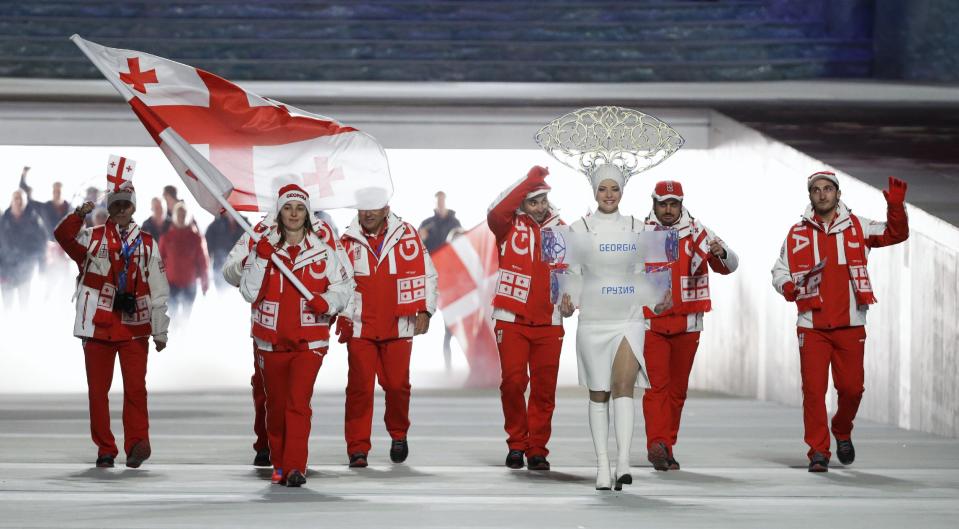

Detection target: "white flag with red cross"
[106, 155, 136, 191]
[431, 222, 502, 388]
[72, 35, 393, 214]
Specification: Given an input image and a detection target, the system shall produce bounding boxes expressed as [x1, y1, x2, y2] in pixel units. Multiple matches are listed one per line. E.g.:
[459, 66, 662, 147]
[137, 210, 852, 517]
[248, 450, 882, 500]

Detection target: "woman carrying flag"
[239, 184, 353, 487]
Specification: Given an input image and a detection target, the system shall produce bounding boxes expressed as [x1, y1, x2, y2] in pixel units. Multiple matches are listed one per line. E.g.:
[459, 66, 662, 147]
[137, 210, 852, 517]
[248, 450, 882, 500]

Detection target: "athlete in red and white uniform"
[640, 180, 738, 471]
[337, 206, 437, 467]
[771, 171, 908, 472]
[54, 175, 169, 469]
[239, 184, 353, 487]
[222, 203, 345, 468]
[487, 166, 566, 471]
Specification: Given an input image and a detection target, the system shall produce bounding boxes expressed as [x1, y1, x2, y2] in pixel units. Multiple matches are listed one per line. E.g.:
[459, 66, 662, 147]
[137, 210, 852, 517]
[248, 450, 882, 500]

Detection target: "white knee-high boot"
[588, 400, 611, 490]
[613, 396, 634, 489]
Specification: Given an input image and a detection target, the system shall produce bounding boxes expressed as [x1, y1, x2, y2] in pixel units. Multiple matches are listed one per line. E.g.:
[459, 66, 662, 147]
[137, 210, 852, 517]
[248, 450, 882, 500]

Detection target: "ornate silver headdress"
[534, 106, 685, 186]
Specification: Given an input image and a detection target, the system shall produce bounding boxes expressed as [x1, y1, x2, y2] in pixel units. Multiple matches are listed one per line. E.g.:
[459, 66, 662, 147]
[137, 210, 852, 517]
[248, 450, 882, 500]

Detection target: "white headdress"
[534, 106, 684, 191]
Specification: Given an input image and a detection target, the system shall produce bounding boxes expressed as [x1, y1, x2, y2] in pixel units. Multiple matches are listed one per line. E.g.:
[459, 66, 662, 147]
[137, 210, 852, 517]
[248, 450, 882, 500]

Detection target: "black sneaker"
[666, 446, 680, 470]
[125, 440, 151, 469]
[286, 469, 306, 487]
[647, 442, 670, 472]
[808, 452, 829, 473]
[667, 457, 680, 470]
[95, 455, 115, 468]
[505, 449, 524, 469]
[390, 439, 409, 463]
[253, 448, 271, 467]
[527, 455, 550, 471]
[836, 438, 855, 466]
[349, 453, 368, 468]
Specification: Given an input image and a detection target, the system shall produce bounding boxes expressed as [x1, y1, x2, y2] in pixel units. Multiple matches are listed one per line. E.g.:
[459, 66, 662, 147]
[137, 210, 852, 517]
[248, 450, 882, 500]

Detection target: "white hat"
[807, 171, 840, 190]
[588, 163, 626, 192]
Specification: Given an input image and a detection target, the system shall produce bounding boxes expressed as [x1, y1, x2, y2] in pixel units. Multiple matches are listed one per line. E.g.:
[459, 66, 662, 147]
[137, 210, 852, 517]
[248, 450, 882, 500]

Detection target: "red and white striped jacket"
[487, 173, 564, 326]
[55, 213, 170, 342]
[340, 212, 438, 340]
[239, 226, 353, 351]
[642, 208, 738, 334]
[222, 215, 346, 289]
[771, 200, 908, 329]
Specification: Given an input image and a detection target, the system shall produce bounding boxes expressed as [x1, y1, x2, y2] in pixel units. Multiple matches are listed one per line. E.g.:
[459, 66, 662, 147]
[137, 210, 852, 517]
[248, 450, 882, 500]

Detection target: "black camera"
[114, 293, 138, 315]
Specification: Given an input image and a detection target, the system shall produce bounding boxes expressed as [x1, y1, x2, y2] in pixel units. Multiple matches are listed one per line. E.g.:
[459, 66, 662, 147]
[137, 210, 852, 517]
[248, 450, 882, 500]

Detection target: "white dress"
[569, 210, 650, 391]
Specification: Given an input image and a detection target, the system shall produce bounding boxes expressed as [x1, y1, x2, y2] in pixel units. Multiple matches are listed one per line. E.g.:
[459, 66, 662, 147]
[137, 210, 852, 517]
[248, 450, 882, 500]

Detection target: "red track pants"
[344, 337, 412, 455]
[642, 330, 700, 451]
[258, 348, 324, 473]
[250, 346, 268, 452]
[83, 337, 150, 458]
[798, 326, 866, 460]
[494, 320, 563, 457]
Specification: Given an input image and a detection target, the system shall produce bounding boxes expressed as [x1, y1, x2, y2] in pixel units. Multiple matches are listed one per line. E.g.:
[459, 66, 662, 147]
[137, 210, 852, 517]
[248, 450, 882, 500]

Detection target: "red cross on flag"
[431, 223, 502, 388]
[106, 154, 136, 192]
[71, 35, 393, 215]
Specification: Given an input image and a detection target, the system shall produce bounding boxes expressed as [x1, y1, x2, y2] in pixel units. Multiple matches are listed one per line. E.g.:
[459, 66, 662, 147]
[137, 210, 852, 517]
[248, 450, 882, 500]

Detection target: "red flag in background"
[72, 35, 392, 215]
[432, 223, 501, 388]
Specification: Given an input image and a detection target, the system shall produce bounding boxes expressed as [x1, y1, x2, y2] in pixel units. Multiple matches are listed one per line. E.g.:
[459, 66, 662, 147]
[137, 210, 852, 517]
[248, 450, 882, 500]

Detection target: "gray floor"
[1, 388, 957, 529]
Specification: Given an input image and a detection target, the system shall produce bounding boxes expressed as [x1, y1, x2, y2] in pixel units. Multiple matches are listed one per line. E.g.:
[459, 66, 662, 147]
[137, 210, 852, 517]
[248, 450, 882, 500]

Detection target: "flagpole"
[71, 34, 315, 300]
[161, 129, 315, 301]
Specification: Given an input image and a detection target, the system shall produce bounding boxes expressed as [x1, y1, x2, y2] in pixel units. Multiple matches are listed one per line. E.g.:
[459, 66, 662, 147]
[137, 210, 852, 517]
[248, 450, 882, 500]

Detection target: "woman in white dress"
[535, 105, 684, 491]
[560, 164, 668, 491]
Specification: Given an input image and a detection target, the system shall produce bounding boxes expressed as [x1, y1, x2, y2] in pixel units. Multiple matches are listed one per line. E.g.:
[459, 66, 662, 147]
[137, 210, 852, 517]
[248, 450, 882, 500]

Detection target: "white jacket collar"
[646, 207, 694, 234]
[802, 201, 853, 234]
[345, 211, 404, 244]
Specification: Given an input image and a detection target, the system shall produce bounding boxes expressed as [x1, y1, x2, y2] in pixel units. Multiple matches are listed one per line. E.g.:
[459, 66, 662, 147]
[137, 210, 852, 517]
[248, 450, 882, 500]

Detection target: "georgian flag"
[106, 155, 136, 191]
[431, 223, 502, 388]
[71, 35, 393, 214]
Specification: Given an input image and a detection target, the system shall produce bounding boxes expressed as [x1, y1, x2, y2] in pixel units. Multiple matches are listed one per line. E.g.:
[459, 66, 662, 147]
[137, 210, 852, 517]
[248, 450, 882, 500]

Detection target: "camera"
[114, 293, 138, 315]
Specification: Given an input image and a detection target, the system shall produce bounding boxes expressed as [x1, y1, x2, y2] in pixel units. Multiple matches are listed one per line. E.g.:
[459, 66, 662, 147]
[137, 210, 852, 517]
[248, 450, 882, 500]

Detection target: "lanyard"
[366, 230, 387, 258]
[117, 233, 142, 293]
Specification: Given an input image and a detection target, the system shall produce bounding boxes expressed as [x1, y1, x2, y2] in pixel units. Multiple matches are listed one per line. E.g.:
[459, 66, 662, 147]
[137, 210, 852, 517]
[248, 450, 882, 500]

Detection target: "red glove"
[882, 176, 908, 205]
[527, 165, 549, 181]
[336, 317, 354, 344]
[307, 295, 329, 315]
[255, 237, 276, 260]
[782, 281, 798, 302]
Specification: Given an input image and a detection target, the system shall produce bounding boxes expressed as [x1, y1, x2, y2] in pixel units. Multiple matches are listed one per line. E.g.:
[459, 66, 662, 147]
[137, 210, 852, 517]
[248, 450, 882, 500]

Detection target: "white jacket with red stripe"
[771, 201, 908, 329]
[222, 215, 348, 288]
[642, 208, 738, 333]
[340, 212, 439, 340]
[239, 228, 354, 350]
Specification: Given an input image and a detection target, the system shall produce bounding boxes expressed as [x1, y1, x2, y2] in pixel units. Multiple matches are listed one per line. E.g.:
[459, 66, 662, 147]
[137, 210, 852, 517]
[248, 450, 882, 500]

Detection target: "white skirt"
[575, 318, 650, 391]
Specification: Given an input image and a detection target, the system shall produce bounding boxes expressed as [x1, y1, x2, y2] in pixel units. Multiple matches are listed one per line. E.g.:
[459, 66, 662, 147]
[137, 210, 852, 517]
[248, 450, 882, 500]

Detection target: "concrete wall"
[686, 112, 959, 438]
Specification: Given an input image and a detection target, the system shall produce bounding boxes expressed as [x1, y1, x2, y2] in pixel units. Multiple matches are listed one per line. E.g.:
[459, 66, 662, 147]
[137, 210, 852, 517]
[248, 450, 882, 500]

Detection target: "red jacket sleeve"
[53, 213, 87, 266]
[487, 167, 549, 241]
[865, 202, 909, 248]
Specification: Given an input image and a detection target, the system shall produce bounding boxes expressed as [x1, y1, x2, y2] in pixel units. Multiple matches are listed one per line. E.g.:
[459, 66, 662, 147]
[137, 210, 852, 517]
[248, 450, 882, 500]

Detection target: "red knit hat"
[525, 181, 552, 200]
[276, 183, 310, 210]
[652, 180, 684, 201]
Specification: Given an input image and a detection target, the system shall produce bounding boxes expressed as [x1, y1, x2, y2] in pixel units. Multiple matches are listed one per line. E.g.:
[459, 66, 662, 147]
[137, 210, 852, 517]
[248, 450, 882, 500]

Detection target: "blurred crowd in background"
[1, 167, 463, 339]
